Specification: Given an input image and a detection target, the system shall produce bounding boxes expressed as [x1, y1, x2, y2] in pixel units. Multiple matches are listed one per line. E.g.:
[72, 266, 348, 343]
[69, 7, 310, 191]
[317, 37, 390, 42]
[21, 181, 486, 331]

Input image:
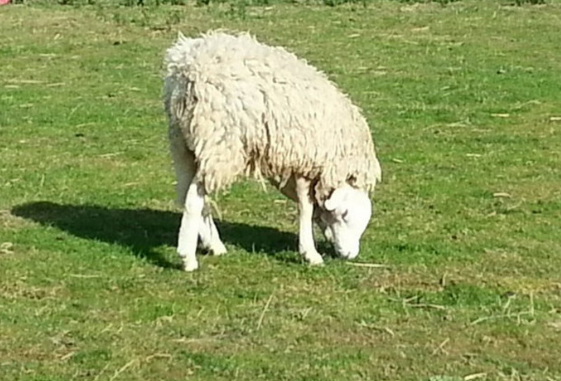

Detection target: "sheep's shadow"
[11, 201, 303, 269]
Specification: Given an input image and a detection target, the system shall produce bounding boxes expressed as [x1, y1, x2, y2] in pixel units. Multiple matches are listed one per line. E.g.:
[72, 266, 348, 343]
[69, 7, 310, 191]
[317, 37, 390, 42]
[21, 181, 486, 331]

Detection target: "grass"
[1, 0, 561, 380]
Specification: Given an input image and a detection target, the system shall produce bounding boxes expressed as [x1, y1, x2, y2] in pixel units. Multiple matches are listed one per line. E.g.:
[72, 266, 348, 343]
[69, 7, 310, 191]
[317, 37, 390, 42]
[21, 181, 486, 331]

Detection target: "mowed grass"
[1, 1, 561, 380]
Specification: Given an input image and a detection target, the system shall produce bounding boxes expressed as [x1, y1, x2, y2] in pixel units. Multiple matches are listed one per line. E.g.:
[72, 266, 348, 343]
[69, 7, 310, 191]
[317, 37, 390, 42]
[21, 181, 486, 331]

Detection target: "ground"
[1, 1, 561, 380]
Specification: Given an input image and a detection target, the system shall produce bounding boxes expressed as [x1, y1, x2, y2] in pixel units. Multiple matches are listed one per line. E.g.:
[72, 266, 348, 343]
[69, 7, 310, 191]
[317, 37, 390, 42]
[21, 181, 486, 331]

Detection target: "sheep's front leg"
[295, 178, 324, 266]
[198, 208, 227, 255]
[178, 181, 205, 271]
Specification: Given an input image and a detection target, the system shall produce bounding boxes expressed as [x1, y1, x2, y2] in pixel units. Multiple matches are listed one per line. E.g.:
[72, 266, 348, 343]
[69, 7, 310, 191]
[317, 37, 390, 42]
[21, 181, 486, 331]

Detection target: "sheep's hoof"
[210, 243, 227, 256]
[303, 253, 324, 266]
[183, 260, 199, 272]
[308, 259, 324, 267]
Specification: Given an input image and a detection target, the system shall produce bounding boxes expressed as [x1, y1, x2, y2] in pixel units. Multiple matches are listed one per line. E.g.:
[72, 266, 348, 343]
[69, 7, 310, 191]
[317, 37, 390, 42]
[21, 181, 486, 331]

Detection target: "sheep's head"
[314, 185, 372, 259]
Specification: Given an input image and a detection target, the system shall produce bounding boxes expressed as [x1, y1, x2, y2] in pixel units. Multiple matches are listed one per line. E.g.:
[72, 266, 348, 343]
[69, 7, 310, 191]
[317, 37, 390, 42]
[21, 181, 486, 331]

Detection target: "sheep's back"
[164, 32, 381, 197]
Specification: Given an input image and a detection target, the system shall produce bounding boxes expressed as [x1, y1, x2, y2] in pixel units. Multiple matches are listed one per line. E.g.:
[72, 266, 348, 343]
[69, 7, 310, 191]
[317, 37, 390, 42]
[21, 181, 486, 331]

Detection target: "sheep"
[163, 31, 382, 271]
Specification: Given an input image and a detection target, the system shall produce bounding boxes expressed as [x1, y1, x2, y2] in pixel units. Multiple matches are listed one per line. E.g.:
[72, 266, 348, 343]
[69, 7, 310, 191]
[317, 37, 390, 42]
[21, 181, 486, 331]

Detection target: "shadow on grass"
[11, 201, 300, 270]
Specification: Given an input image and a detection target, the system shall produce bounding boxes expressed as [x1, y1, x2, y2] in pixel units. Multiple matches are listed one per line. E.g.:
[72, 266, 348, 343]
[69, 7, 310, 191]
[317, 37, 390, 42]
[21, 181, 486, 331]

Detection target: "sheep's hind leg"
[198, 206, 227, 256]
[171, 140, 225, 262]
[170, 128, 194, 208]
[178, 181, 205, 271]
[170, 133, 201, 270]
[295, 177, 324, 266]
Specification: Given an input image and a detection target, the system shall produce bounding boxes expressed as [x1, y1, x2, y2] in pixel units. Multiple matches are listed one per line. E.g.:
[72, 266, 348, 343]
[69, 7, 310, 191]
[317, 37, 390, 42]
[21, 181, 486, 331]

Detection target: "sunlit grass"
[1, 1, 561, 380]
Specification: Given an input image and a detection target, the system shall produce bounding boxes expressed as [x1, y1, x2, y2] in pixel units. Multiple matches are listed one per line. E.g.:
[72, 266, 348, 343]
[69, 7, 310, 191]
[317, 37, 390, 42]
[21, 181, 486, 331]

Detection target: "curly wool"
[164, 31, 381, 203]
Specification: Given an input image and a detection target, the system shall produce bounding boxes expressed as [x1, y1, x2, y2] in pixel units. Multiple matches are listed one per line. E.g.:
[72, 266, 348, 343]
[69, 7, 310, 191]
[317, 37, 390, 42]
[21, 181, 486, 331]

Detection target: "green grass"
[1, 1, 561, 380]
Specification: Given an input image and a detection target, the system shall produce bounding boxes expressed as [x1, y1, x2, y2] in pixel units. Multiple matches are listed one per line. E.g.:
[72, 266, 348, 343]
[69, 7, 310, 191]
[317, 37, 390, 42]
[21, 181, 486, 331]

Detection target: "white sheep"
[163, 31, 382, 271]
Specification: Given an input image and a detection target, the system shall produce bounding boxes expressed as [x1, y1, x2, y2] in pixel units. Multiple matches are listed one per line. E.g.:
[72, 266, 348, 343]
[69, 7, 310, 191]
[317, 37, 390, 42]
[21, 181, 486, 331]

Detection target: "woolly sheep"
[163, 31, 382, 271]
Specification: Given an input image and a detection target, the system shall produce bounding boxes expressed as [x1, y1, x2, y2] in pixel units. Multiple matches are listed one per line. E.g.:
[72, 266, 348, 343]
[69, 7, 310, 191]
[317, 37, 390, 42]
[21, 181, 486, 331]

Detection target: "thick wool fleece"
[164, 31, 381, 203]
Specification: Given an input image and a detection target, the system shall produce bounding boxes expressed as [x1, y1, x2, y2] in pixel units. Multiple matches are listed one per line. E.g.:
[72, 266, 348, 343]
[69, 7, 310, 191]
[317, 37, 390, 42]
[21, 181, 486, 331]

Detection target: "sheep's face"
[315, 185, 372, 259]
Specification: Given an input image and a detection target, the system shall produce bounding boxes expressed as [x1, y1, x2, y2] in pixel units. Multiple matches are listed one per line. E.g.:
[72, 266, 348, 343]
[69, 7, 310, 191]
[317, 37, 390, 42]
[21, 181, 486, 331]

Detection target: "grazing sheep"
[164, 31, 382, 271]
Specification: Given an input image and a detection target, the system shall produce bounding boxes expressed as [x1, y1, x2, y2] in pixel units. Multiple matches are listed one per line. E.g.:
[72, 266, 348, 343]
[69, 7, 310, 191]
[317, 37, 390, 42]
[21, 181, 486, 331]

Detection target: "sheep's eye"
[341, 210, 349, 220]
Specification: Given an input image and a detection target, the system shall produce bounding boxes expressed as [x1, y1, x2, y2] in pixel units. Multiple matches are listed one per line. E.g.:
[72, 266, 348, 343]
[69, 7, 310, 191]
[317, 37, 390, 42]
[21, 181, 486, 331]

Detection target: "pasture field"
[1, 1, 561, 380]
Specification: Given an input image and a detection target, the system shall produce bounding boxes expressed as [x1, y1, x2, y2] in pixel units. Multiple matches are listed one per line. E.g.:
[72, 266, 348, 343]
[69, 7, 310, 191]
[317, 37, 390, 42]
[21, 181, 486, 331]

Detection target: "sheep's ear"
[177, 31, 186, 41]
[324, 187, 348, 212]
